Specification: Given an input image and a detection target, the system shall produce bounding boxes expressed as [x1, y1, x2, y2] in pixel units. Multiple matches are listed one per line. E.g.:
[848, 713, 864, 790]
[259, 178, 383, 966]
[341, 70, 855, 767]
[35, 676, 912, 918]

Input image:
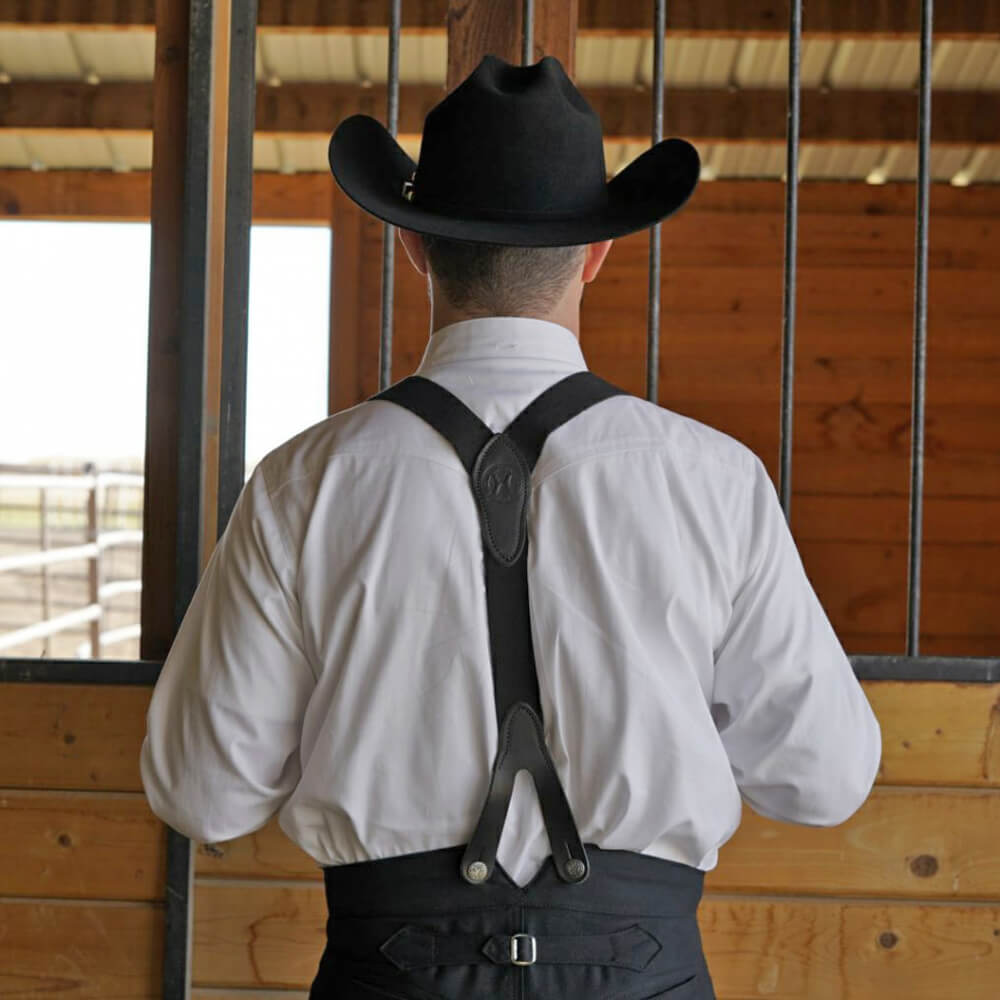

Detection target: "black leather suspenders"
[370, 371, 628, 887]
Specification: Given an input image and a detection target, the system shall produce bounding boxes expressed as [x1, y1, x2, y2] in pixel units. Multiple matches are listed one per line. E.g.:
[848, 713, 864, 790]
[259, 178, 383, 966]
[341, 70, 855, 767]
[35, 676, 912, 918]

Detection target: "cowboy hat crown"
[328, 53, 700, 247]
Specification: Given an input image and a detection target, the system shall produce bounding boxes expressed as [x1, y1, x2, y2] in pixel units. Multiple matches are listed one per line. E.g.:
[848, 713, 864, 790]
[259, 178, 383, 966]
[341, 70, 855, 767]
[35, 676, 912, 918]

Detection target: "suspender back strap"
[369, 370, 628, 886]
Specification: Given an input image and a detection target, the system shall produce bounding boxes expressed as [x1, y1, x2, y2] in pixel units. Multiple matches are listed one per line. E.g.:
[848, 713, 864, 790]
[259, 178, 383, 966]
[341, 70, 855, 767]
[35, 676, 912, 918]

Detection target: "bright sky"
[1, 220, 331, 474]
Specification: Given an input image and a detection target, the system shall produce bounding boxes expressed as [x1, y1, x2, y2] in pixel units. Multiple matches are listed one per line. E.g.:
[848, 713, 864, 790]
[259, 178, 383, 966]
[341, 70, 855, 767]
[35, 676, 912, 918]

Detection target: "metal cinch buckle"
[509, 932, 537, 966]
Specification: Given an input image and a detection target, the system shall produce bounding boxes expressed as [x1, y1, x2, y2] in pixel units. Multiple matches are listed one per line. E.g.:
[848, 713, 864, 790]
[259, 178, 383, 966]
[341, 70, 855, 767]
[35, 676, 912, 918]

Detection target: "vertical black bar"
[378, 0, 402, 392]
[778, 0, 802, 519]
[907, 0, 933, 657]
[165, 0, 213, 993]
[522, 0, 535, 64]
[646, 0, 665, 404]
[176, 0, 212, 623]
[218, 0, 259, 526]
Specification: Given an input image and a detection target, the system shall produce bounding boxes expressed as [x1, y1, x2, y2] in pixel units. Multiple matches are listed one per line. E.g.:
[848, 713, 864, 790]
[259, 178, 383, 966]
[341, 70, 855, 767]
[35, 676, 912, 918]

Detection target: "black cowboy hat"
[328, 53, 700, 247]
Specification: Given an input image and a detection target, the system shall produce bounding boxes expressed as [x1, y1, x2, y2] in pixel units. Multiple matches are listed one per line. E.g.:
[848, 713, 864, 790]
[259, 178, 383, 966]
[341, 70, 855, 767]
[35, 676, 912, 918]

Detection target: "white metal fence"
[0, 466, 143, 657]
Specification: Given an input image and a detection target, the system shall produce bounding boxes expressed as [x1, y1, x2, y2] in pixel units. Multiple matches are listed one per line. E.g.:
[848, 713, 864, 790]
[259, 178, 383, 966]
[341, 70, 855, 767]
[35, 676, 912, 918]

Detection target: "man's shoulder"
[253, 393, 464, 494]
[549, 390, 758, 482]
[255, 388, 759, 495]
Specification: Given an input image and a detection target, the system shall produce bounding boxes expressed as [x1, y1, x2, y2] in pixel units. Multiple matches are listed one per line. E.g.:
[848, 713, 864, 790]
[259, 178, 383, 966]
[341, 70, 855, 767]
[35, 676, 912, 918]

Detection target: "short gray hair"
[420, 233, 586, 315]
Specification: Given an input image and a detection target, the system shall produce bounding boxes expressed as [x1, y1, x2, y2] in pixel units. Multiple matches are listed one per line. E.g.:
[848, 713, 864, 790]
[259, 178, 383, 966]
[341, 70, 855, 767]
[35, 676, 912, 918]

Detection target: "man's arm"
[711, 453, 882, 826]
[140, 461, 316, 844]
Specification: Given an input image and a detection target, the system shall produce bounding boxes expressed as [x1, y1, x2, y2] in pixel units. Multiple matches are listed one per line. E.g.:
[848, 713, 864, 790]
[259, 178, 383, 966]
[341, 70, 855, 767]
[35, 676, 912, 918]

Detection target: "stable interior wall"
[1, 178, 998, 997]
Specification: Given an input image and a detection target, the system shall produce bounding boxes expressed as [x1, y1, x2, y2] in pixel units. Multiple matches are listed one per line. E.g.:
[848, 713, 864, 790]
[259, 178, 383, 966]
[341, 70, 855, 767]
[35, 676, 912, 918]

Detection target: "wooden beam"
[0, 0, 996, 38]
[3, 80, 997, 146]
[0, 168, 332, 222]
[5, 171, 1000, 223]
[446, 0, 521, 89]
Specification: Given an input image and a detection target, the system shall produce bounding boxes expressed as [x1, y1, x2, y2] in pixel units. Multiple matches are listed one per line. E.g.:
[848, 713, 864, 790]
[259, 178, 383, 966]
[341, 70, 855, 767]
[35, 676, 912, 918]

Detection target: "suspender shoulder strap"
[369, 370, 630, 887]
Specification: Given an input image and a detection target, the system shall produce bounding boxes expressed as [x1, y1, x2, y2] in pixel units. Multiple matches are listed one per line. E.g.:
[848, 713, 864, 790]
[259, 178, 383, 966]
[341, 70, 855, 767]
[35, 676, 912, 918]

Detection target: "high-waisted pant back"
[308, 843, 717, 1000]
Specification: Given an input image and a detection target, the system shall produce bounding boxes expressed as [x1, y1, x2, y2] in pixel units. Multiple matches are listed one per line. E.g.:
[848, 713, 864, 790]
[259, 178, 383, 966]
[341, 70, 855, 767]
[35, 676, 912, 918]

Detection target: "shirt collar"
[414, 317, 588, 374]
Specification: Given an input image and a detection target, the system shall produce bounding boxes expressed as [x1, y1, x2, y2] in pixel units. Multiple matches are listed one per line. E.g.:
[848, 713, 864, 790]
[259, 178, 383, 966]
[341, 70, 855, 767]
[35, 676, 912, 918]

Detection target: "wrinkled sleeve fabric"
[710, 453, 882, 826]
[140, 461, 316, 844]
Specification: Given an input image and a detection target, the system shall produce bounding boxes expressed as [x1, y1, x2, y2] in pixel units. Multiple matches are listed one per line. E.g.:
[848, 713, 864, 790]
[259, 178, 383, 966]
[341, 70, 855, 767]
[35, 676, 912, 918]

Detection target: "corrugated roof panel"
[106, 133, 153, 170]
[3, 30, 998, 92]
[72, 30, 154, 81]
[252, 135, 282, 171]
[577, 34, 645, 87]
[828, 40, 920, 89]
[799, 144, 883, 180]
[931, 145, 980, 182]
[23, 132, 113, 169]
[278, 135, 330, 172]
[0, 30, 80, 78]
[0, 133, 31, 168]
[934, 38, 1000, 90]
[402, 32, 448, 84]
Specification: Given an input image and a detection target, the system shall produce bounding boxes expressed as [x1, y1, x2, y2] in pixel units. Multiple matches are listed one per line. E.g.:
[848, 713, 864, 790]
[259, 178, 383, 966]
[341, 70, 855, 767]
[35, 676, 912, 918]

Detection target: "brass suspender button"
[564, 858, 586, 881]
[466, 861, 488, 883]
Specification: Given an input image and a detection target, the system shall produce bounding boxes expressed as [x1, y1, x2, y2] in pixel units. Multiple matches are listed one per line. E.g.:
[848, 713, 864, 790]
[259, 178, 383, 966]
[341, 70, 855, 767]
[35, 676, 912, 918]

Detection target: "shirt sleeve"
[710, 452, 882, 826]
[139, 461, 316, 845]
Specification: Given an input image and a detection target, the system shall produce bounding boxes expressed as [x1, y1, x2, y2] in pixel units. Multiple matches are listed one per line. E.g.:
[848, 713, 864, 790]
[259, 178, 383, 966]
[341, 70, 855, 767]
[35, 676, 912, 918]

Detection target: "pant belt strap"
[378, 923, 661, 971]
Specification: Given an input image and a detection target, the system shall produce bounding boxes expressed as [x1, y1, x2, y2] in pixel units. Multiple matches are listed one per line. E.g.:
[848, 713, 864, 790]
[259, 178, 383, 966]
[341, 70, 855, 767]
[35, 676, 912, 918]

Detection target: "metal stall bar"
[3, 654, 995, 685]
[906, 0, 934, 658]
[522, 0, 535, 64]
[778, 0, 802, 516]
[218, 0, 260, 526]
[378, 0, 403, 392]
[646, 0, 665, 404]
[161, 0, 219, 993]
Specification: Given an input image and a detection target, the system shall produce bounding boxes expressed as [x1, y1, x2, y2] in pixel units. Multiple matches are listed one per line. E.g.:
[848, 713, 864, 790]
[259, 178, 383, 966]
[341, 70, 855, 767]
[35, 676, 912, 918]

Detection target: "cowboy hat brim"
[328, 114, 701, 247]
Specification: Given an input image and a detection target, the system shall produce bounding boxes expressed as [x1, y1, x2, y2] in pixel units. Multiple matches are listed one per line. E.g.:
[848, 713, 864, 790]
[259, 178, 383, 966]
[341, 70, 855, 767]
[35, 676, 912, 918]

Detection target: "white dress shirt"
[140, 316, 882, 888]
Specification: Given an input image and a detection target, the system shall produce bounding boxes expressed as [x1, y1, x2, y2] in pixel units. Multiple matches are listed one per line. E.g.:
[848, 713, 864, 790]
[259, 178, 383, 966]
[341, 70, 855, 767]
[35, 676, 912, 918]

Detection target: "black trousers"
[308, 843, 717, 1000]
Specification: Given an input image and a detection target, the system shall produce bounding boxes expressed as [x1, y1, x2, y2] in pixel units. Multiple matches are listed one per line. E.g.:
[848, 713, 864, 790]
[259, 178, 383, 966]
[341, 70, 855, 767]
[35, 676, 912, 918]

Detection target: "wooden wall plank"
[0, 791, 165, 900]
[0, 899, 163, 997]
[587, 262, 997, 317]
[700, 897, 1000, 1000]
[843, 634, 1000, 658]
[0, 168, 332, 223]
[192, 884, 325, 989]
[868, 681, 1000, 787]
[706, 786, 1000, 899]
[194, 823, 320, 881]
[3, 173, 999, 229]
[188, 882, 1000, 996]
[193, 682, 1000, 888]
[194, 786, 1000, 901]
[0, 683, 994, 813]
[328, 174, 366, 414]
[0, 685, 149, 791]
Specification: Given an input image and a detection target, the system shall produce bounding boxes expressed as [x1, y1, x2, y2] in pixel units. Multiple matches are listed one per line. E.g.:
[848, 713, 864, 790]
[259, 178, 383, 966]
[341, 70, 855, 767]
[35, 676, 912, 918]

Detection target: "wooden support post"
[329, 179, 366, 413]
[447, 0, 578, 86]
[533, 0, 579, 73]
[141, 0, 189, 663]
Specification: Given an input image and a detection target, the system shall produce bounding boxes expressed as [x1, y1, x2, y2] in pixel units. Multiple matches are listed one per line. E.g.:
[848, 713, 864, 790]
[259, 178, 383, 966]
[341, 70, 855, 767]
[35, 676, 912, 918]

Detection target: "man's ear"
[582, 239, 613, 284]
[398, 228, 429, 276]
